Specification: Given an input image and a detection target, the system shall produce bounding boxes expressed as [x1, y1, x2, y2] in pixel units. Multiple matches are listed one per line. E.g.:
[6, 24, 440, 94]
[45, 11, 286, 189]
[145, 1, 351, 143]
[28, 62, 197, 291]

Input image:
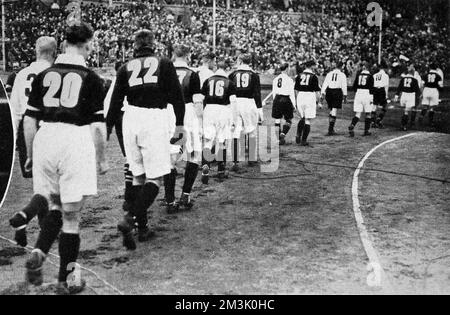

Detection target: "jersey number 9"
[43, 72, 82, 108]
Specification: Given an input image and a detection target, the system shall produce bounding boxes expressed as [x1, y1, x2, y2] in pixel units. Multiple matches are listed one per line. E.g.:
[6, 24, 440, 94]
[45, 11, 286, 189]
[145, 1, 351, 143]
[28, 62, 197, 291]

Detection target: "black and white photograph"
[0, 0, 449, 298]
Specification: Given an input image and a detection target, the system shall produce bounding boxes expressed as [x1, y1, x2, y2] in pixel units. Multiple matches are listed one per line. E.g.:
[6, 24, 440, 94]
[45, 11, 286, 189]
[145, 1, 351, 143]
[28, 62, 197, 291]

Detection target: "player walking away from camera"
[321, 61, 347, 136]
[267, 63, 295, 146]
[5, 64, 20, 95]
[421, 64, 443, 126]
[198, 52, 216, 86]
[372, 62, 389, 128]
[395, 68, 421, 131]
[349, 62, 375, 137]
[23, 22, 107, 294]
[229, 53, 263, 170]
[107, 30, 185, 250]
[163, 44, 202, 213]
[201, 59, 236, 184]
[295, 60, 321, 146]
[8, 36, 57, 248]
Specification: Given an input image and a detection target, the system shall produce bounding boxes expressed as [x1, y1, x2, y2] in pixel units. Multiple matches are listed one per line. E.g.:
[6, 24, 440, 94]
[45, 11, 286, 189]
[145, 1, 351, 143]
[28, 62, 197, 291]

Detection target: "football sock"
[58, 233, 80, 283]
[124, 163, 133, 193]
[218, 148, 227, 173]
[182, 162, 199, 194]
[10, 194, 49, 229]
[371, 111, 377, 123]
[401, 114, 408, 127]
[134, 182, 159, 229]
[233, 138, 239, 164]
[421, 109, 428, 117]
[410, 111, 417, 123]
[302, 124, 311, 142]
[164, 169, 177, 204]
[364, 118, 371, 132]
[350, 117, 359, 129]
[297, 118, 305, 138]
[275, 123, 281, 139]
[329, 115, 337, 132]
[35, 210, 63, 254]
[248, 136, 257, 162]
[429, 111, 435, 124]
[282, 122, 291, 136]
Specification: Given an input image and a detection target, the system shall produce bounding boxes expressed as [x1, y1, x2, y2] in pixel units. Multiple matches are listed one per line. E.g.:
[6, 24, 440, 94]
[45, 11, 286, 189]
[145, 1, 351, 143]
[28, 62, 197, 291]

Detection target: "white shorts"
[33, 123, 97, 204]
[422, 87, 439, 106]
[233, 98, 259, 138]
[123, 106, 171, 179]
[354, 91, 374, 113]
[400, 93, 416, 110]
[203, 104, 232, 144]
[296, 92, 317, 119]
[167, 103, 202, 156]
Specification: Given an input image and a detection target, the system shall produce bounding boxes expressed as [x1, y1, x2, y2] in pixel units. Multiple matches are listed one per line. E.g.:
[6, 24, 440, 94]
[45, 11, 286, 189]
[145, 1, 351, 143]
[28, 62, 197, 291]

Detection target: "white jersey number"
[128, 57, 158, 87]
[209, 80, 225, 97]
[43, 72, 82, 108]
[236, 73, 250, 88]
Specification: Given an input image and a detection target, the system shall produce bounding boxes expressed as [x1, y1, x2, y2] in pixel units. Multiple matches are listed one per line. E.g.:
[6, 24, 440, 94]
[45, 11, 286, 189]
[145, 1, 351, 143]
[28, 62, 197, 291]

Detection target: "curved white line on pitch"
[0, 234, 124, 295]
[352, 132, 418, 293]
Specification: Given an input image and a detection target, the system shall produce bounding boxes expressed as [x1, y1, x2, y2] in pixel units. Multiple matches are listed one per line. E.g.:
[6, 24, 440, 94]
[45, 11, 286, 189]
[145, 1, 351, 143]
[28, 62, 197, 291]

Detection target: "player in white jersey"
[420, 63, 444, 126]
[198, 52, 216, 86]
[264, 63, 296, 145]
[320, 61, 347, 136]
[372, 62, 390, 128]
[8, 37, 57, 248]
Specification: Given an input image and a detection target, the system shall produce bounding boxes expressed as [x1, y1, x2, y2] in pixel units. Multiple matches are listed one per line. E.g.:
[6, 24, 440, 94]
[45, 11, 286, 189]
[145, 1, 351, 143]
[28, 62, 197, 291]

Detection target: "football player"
[295, 60, 321, 146]
[5, 64, 20, 95]
[200, 58, 237, 184]
[320, 61, 348, 136]
[348, 62, 375, 137]
[23, 22, 107, 294]
[198, 52, 216, 86]
[420, 63, 443, 126]
[164, 44, 203, 213]
[229, 53, 263, 170]
[394, 68, 421, 131]
[107, 30, 185, 250]
[372, 61, 390, 128]
[265, 63, 295, 145]
[8, 36, 57, 248]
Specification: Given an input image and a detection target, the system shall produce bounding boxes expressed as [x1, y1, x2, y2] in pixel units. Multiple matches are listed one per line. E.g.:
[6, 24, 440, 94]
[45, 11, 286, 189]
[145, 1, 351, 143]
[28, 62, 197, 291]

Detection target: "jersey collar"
[303, 68, 314, 74]
[31, 60, 52, 68]
[238, 64, 252, 71]
[361, 70, 371, 74]
[174, 60, 189, 68]
[215, 69, 228, 77]
[55, 54, 86, 67]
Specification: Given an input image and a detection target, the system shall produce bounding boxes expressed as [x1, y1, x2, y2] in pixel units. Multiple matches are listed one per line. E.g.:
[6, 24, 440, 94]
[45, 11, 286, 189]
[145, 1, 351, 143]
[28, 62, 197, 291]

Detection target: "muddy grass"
[0, 91, 449, 295]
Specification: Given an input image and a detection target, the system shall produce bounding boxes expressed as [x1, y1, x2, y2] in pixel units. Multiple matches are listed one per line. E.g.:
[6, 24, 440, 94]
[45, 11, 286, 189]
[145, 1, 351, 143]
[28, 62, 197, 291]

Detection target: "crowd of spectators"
[2, 0, 449, 77]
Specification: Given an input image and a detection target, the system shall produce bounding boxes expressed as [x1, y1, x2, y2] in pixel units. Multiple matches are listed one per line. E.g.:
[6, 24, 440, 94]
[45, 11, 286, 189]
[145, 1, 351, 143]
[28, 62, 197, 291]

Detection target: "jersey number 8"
[128, 57, 159, 87]
[43, 72, 82, 108]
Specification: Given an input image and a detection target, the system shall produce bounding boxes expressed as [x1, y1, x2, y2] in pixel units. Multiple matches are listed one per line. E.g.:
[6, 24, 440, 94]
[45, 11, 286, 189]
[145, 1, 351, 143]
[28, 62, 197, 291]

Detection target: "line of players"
[266, 60, 444, 142]
[5, 22, 445, 294]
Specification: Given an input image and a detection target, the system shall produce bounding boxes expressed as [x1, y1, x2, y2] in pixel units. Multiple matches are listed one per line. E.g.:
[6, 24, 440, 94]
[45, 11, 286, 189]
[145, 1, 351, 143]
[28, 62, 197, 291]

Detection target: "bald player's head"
[36, 36, 57, 62]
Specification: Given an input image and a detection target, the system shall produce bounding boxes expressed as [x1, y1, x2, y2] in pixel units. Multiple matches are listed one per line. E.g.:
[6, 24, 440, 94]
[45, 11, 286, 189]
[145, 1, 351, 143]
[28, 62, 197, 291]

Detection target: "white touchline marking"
[352, 132, 418, 293]
[0, 234, 124, 295]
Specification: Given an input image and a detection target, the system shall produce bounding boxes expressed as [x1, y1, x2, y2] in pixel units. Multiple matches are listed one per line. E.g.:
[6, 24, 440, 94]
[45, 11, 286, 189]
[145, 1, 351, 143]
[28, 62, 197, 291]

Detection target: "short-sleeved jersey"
[10, 61, 52, 122]
[175, 65, 201, 104]
[228, 67, 262, 108]
[202, 73, 236, 106]
[107, 51, 185, 127]
[423, 70, 443, 90]
[353, 71, 374, 93]
[295, 70, 321, 92]
[25, 55, 105, 126]
[321, 69, 348, 95]
[397, 75, 421, 94]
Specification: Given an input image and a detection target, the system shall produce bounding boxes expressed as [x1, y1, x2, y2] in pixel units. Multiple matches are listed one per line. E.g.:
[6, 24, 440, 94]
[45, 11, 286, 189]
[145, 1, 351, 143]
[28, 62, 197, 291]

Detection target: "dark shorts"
[325, 88, 343, 109]
[272, 95, 294, 120]
[373, 88, 387, 107]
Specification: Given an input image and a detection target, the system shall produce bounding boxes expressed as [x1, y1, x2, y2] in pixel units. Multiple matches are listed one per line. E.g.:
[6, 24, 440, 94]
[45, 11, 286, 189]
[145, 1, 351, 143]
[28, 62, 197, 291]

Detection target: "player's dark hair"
[429, 63, 437, 70]
[202, 52, 216, 62]
[65, 22, 94, 45]
[240, 53, 252, 65]
[134, 29, 154, 51]
[216, 57, 227, 70]
[305, 60, 316, 68]
[279, 63, 289, 72]
[336, 61, 344, 69]
[174, 44, 190, 58]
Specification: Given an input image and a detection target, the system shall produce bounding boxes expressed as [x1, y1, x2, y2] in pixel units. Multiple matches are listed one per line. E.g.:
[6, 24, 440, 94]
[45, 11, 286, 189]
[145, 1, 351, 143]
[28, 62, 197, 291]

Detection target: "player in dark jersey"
[228, 54, 262, 170]
[23, 22, 106, 295]
[394, 68, 421, 131]
[420, 63, 443, 126]
[163, 44, 203, 213]
[349, 62, 375, 137]
[294, 60, 321, 146]
[201, 58, 237, 184]
[107, 30, 185, 250]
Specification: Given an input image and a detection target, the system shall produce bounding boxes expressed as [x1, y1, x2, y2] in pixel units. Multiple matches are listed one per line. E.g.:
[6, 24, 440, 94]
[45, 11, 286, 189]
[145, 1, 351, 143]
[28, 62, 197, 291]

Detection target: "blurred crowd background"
[2, 0, 449, 77]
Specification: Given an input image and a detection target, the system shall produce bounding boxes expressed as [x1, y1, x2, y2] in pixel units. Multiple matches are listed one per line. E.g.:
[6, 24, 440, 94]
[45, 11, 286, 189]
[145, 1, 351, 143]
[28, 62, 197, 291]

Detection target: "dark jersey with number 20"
[202, 75, 236, 106]
[26, 63, 105, 126]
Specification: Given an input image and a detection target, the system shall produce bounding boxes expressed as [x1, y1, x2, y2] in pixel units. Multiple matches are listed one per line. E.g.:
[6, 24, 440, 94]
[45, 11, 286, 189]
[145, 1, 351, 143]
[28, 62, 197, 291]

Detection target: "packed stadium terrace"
[3, 0, 450, 77]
